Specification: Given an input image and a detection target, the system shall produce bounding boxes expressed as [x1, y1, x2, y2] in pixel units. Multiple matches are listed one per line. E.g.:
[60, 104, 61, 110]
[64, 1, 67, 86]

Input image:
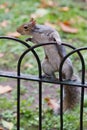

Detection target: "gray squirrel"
[17, 18, 80, 113]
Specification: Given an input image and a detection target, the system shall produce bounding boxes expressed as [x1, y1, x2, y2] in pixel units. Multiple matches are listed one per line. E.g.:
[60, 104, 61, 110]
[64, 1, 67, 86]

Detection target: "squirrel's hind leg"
[41, 58, 56, 79]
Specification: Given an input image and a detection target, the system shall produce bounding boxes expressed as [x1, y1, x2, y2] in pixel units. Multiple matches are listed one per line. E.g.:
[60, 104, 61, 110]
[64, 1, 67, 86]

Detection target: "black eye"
[24, 25, 28, 29]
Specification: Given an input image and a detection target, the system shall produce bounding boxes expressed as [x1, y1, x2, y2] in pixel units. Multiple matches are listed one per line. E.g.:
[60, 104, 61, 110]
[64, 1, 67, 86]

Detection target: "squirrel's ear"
[30, 18, 36, 26]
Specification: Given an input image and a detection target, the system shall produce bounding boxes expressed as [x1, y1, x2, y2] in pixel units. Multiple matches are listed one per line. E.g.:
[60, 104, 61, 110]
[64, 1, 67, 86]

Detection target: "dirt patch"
[0, 77, 59, 109]
[0, 75, 87, 109]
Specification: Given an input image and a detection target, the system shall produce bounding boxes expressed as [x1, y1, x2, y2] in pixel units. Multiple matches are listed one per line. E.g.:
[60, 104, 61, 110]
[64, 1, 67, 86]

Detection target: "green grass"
[0, 0, 87, 129]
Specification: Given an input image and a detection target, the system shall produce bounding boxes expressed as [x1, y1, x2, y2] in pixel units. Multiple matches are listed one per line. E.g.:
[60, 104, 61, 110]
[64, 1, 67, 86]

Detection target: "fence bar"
[59, 48, 86, 130]
[80, 87, 85, 130]
[0, 71, 87, 87]
[17, 76, 20, 130]
[17, 46, 42, 130]
[39, 81, 42, 130]
[60, 85, 63, 130]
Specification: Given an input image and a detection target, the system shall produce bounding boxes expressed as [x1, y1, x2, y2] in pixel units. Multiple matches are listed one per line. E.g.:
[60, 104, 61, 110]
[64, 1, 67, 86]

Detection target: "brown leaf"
[39, 0, 58, 8]
[7, 32, 21, 38]
[59, 22, 78, 33]
[45, 97, 59, 110]
[0, 5, 5, 9]
[0, 2, 8, 9]
[5, 8, 10, 13]
[0, 20, 9, 28]
[63, 21, 71, 26]
[24, 63, 33, 68]
[0, 85, 12, 94]
[59, 6, 70, 12]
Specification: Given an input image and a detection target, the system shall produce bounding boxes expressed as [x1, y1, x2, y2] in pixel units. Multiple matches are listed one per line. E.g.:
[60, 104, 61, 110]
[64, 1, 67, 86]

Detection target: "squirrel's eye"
[24, 25, 28, 29]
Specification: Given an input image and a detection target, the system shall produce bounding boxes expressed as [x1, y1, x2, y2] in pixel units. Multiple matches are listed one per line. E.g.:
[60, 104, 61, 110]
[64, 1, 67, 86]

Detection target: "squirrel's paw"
[25, 38, 32, 42]
[42, 74, 58, 80]
[45, 97, 60, 115]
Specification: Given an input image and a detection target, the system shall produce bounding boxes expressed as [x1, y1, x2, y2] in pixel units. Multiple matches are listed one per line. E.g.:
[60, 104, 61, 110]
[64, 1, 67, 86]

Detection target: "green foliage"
[1, 105, 87, 130]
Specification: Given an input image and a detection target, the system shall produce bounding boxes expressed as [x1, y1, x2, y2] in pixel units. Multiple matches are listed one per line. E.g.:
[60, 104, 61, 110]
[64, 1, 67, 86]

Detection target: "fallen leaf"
[3, 2, 8, 8]
[0, 2, 8, 10]
[0, 53, 4, 58]
[5, 8, 10, 13]
[24, 63, 33, 68]
[0, 85, 12, 94]
[39, 0, 58, 8]
[63, 21, 71, 26]
[59, 22, 78, 33]
[0, 3, 8, 9]
[0, 5, 5, 9]
[1, 119, 13, 130]
[0, 20, 9, 28]
[7, 32, 21, 38]
[45, 97, 59, 110]
[59, 6, 70, 12]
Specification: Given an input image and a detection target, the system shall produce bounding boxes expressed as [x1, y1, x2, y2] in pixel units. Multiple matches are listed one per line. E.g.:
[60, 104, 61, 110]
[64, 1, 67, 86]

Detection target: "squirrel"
[17, 18, 80, 113]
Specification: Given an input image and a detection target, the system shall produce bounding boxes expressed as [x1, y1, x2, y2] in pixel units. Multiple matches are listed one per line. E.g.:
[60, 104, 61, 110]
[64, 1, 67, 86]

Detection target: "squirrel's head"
[17, 18, 36, 35]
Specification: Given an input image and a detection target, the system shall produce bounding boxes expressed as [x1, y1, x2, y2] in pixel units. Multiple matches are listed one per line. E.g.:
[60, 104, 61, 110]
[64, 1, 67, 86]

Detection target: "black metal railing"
[0, 36, 87, 130]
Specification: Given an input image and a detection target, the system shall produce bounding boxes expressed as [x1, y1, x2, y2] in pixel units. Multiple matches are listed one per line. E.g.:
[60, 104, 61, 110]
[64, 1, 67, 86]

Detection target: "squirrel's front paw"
[25, 38, 32, 42]
[42, 74, 52, 79]
[42, 74, 58, 80]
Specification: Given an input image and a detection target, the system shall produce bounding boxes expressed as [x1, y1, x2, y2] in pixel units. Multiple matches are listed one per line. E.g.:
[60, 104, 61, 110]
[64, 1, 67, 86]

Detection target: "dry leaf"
[0, 5, 5, 9]
[59, 6, 70, 12]
[39, 0, 57, 8]
[5, 8, 10, 13]
[7, 32, 21, 38]
[0, 85, 12, 94]
[0, 20, 9, 28]
[24, 63, 33, 68]
[1, 119, 13, 130]
[0, 2, 8, 9]
[45, 97, 59, 110]
[63, 21, 71, 26]
[0, 53, 4, 58]
[59, 22, 78, 33]
[0, 3, 10, 13]
[0, 3, 7, 9]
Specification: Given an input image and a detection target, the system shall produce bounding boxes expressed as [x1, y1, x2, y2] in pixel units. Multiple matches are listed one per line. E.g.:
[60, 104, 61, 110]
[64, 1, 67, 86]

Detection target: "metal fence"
[0, 36, 87, 130]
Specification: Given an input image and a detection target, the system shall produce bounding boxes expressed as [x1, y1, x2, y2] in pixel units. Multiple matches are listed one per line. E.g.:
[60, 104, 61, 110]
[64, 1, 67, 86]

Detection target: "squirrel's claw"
[25, 38, 32, 42]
